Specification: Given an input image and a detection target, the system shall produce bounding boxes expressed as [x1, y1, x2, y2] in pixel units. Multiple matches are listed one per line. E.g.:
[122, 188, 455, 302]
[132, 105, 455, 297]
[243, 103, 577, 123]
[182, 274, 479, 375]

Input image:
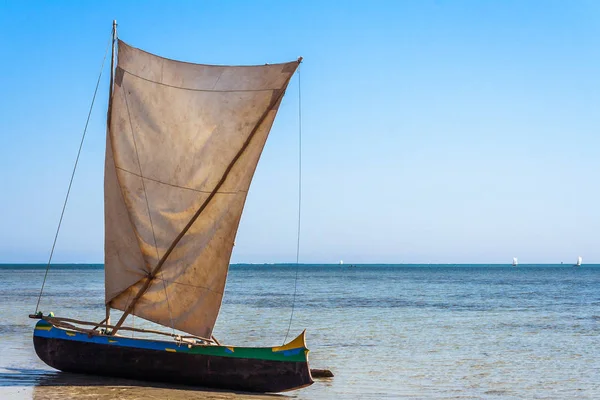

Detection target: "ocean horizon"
[1, 263, 599, 269]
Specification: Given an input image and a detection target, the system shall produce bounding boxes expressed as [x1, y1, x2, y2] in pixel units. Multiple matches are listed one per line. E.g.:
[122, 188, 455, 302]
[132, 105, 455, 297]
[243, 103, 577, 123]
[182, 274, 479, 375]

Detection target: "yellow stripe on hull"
[34, 325, 53, 331]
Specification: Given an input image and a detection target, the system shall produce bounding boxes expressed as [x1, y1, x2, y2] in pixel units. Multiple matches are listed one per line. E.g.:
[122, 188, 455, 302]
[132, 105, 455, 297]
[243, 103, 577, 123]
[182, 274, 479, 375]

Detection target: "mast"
[107, 20, 117, 121]
[105, 19, 117, 327]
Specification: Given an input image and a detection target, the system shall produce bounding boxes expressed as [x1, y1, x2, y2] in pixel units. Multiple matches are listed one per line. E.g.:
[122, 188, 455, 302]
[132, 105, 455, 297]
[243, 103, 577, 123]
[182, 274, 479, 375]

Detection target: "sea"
[0, 264, 599, 399]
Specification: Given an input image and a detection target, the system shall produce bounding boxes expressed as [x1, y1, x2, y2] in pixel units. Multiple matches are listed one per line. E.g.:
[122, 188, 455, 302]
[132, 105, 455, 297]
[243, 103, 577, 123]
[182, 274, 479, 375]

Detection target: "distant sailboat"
[339, 260, 344, 265]
[575, 256, 582, 267]
[512, 257, 518, 267]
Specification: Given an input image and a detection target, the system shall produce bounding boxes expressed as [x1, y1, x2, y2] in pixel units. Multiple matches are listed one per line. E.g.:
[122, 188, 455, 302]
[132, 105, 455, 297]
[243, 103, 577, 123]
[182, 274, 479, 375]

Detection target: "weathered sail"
[104, 40, 299, 337]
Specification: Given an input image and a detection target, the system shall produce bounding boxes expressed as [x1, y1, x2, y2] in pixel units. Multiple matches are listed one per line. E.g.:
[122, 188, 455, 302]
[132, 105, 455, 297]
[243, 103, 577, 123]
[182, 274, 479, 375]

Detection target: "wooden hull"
[33, 321, 313, 393]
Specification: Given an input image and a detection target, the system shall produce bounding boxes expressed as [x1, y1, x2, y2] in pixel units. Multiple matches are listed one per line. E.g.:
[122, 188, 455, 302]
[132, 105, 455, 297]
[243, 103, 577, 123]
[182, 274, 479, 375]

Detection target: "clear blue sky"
[1, 0, 599, 264]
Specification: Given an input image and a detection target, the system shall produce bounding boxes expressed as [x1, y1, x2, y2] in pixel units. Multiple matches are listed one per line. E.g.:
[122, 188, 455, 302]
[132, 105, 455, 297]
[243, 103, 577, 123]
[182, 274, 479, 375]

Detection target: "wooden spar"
[110, 61, 302, 336]
[29, 314, 215, 343]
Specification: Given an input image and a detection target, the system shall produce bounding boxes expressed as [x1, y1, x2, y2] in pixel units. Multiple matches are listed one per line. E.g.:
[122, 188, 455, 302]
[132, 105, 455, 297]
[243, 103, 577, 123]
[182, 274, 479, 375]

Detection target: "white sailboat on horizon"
[575, 256, 582, 267]
[512, 257, 518, 267]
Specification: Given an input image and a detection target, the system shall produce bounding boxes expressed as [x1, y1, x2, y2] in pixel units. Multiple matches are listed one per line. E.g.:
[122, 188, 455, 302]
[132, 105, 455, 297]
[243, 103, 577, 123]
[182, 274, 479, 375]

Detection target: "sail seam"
[122, 69, 281, 93]
[115, 166, 246, 194]
[211, 69, 225, 90]
[121, 83, 176, 332]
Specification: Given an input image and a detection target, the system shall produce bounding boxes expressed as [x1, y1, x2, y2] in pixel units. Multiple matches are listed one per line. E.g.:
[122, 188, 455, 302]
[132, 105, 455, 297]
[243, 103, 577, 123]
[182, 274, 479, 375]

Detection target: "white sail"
[104, 40, 300, 338]
[576, 256, 582, 266]
[512, 257, 518, 266]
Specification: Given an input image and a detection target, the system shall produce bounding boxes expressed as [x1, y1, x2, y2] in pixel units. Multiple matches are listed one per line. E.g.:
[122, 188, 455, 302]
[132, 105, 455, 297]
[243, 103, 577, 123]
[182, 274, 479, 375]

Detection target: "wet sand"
[3, 387, 279, 400]
[0, 370, 287, 400]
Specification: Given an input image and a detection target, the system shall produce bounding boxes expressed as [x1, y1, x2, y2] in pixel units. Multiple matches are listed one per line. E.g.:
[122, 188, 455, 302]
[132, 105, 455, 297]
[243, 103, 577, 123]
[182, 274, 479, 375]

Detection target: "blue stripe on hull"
[34, 320, 189, 352]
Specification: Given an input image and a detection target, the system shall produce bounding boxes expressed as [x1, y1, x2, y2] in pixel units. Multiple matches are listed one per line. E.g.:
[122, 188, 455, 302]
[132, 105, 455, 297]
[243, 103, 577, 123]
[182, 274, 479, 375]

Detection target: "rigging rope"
[34, 32, 113, 314]
[283, 63, 302, 344]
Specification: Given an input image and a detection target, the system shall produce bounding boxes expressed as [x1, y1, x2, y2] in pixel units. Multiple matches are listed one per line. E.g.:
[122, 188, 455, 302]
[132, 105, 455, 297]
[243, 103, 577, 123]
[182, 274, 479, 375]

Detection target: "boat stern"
[270, 330, 313, 391]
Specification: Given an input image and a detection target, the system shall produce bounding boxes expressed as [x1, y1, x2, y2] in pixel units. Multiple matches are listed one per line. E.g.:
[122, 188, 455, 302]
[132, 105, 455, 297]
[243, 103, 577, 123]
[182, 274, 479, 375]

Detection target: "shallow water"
[1, 264, 599, 399]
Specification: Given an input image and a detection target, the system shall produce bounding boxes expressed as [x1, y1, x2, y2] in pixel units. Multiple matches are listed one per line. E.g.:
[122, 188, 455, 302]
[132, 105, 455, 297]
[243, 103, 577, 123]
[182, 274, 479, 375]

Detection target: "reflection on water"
[0, 368, 57, 387]
[1, 265, 600, 399]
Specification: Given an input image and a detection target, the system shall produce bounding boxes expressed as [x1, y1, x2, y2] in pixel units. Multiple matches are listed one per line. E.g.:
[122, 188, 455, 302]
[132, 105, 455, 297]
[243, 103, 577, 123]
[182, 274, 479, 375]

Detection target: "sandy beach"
[0, 372, 292, 400]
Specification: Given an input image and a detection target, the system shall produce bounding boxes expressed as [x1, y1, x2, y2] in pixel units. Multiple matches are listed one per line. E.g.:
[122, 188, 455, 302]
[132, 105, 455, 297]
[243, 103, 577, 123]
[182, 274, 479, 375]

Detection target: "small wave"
[0, 325, 31, 335]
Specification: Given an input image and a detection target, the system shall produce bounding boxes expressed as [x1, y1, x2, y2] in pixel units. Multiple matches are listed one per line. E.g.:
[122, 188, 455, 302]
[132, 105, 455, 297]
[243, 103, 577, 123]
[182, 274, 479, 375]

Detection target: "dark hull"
[34, 335, 313, 393]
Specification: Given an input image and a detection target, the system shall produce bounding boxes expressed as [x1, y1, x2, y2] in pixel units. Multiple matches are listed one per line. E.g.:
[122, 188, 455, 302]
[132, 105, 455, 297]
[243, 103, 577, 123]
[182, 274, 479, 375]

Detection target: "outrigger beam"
[28, 314, 216, 344]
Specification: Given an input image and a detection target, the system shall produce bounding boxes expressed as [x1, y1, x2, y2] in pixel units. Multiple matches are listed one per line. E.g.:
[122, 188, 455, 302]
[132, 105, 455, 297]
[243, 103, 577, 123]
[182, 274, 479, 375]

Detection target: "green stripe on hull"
[186, 343, 307, 362]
